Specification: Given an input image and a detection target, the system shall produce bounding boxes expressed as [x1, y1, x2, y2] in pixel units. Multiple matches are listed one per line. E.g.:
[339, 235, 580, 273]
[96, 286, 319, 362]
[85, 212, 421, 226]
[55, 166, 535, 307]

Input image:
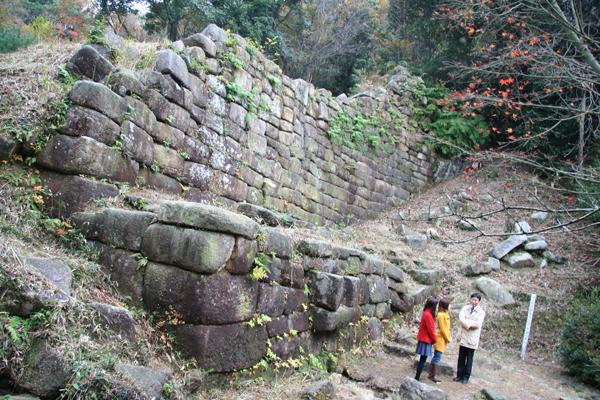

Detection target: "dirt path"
[337, 344, 598, 400]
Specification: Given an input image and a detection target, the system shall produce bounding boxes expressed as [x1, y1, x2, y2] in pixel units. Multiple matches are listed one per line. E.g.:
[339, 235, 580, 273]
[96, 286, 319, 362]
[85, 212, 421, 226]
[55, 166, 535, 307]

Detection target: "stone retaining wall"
[37, 24, 434, 224]
[72, 200, 393, 371]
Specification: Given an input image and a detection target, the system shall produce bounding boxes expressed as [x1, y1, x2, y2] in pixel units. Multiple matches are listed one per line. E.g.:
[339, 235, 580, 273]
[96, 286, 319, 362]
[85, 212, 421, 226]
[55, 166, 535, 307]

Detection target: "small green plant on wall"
[249, 253, 270, 281]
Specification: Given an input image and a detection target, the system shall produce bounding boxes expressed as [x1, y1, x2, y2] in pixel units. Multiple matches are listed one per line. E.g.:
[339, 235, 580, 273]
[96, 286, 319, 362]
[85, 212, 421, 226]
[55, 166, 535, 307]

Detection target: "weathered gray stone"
[183, 33, 216, 57]
[309, 271, 345, 311]
[507, 252, 536, 268]
[399, 377, 447, 400]
[95, 245, 145, 305]
[366, 275, 389, 303]
[301, 380, 336, 400]
[461, 262, 493, 276]
[67, 45, 114, 82]
[107, 70, 146, 98]
[91, 302, 136, 340]
[342, 276, 361, 307]
[0, 133, 19, 161]
[487, 257, 501, 270]
[312, 305, 360, 332]
[144, 263, 257, 324]
[458, 219, 478, 231]
[19, 340, 69, 398]
[385, 264, 408, 282]
[173, 323, 267, 372]
[404, 234, 427, 250]
[226, 237, 257, 275]
[69, 80, 125, 122]
[115, 363, 170, 400]
[514, 220, 532, 234]
[37, 135, 138, 183]
[201, 24, 228, 48]
[524, 240, 548, 251]
[141, 224, 234, 274]
[543, 250, 566, 264]
[237, 203, 281, 226]
[155, 50, 190, 88]
[263, 228, 294, 259]
[297, 239, 333, 257]
[409, 269, 439, 285]
[531, 211, 549, 222]
[59, 106, 120, 145]
[157, 200, 259, 239]
[24, 257, 72, 297]
[95, 208, 156, 251]
[475, 277, 515, 306]
[490, 235, 527, 259]
[123, 96, 158, 134]
[482, 388, 511, 400]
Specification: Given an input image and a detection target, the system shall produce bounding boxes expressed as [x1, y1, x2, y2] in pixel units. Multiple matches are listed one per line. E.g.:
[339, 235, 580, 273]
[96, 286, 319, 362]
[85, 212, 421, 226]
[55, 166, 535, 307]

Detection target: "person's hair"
[470, 292, 482, 301]
[438, 297, 450, 311]
[423, 296, 439, 313]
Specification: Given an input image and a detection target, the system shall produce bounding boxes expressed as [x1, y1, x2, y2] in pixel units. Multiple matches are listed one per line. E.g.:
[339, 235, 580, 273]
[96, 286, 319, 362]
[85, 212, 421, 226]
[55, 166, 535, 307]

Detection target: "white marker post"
[520, 293, 537, 361]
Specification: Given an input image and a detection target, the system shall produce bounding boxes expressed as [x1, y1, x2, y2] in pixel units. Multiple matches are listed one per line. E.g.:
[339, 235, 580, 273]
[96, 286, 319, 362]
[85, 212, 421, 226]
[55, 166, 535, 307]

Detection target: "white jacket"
[458, 304, 486, 350]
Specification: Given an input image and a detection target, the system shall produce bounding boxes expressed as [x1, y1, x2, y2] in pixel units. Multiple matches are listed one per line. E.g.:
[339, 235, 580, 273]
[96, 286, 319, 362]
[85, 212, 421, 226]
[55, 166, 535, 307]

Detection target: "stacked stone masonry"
[72, 200, 393, 372]
[38, 24, 434, 224]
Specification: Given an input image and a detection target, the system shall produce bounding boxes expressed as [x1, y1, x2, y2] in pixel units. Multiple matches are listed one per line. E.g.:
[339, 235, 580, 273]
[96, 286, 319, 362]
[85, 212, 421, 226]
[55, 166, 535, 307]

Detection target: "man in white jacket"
[453, 292, 486, 384]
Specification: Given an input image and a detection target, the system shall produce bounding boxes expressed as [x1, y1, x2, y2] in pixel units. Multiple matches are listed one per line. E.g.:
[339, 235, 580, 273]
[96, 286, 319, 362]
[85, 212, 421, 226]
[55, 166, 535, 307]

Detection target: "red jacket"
[417, 308, 437, 344]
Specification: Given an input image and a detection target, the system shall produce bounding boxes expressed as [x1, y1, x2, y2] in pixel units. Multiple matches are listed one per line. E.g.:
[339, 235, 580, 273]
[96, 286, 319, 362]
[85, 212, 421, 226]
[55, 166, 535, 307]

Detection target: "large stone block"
[262, 228, 294, 259]
[490, 235, 527, 259]
[66, 45, 114, 82]
[141, 224, 234, 274]
[69, 80, 126, 122]
[308, 271, 344, 311]
[284, 288, 309, 315]
[95, 244, 145, 304]
[297, 239, 333, 257]
[226, 237, 257, 275]
[121, 121, 154, 164]
[155, 50, 190, 88]
[107, 70, 146, 98]
[37, 135, 138, 183]
[145, 89, 195, 134]
[124, 96, 158, 134]
[60, 105, 120, 145]
[95, 208, 156, 251]
[257, 283, 287, 317]
[367, 275, 389, 304]
[157, 200, 259, 239]
[144, 263, 258, 324]
[182, 33, 216, 57]
[0, 133, 18, 161]
[18, 340, 69, 398]
[153, 143, 184, 177]
[311, 305, 360, 332]
[342, 276, 361, 307]
[40, 170, 118, 218]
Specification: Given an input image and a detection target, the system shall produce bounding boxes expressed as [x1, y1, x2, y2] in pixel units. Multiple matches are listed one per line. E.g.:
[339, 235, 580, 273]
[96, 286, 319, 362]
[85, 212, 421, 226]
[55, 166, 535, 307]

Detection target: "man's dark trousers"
[456, 345, 476, 381]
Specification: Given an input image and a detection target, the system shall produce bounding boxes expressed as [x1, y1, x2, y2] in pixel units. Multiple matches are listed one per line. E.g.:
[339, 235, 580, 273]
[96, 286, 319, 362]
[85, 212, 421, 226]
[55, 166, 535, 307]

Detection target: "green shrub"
[414, 85, 488, 157]
[559, 288, 600, 388]
[0, 25, 35, 53]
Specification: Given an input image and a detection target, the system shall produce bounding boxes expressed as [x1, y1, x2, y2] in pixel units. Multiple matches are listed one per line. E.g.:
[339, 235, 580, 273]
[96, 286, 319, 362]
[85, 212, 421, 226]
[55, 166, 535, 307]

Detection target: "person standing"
[454, 292, 486, 384]
[429, 297, 452, 383]
[414, 297, 439, 381]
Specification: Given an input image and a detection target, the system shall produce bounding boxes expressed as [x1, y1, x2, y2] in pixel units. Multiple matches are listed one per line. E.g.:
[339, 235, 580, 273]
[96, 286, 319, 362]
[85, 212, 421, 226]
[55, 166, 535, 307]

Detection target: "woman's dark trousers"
[456, 345, 475, 382]
[415, 355, 428, 381]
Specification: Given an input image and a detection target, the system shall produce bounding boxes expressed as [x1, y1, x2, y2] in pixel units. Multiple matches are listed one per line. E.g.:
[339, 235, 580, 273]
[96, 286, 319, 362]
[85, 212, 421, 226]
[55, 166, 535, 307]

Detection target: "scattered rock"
[543, 251, 566, 265]
[487, 257, 501, 271]
[404, 234, 428, 250]
[479, 193, 494, 203]
[399, 377, 447, 400]
[0, 133, 19, 161]
[392, 329, 418, 347]
[514, 220, 532, 234]
[538, 258, 548, 268]
[531, 211, 549, 222]
[482, 388, 511, 400]
[475, 277, 515, 306]
[115, 363, 171, 400]
[301, 380, 336, 399]
[91, 302, 136, 340]
[458, 219, 478, 231]
[18, 340, 69, 398]
[24, 257, 72, 296]
[383, 341, 414, 357]
[507, 252, 536, 268]
[426, 228, 440, 240]
[524, 240, 548, 251]
[461, 261, 493, 276]
[457, 191, 473, 202]
[66, 45, 115, 82]
[490, 235, 527, 259]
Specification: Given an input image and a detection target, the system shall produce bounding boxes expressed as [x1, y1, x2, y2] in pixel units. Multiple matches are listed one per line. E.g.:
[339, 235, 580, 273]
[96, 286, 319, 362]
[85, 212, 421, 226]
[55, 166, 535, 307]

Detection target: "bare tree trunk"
[578, 90, 586, 170]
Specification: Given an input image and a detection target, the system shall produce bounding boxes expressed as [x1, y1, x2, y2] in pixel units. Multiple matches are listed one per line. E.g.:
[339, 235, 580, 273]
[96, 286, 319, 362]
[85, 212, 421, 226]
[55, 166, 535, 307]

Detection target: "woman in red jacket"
[415, 296, 439, 381]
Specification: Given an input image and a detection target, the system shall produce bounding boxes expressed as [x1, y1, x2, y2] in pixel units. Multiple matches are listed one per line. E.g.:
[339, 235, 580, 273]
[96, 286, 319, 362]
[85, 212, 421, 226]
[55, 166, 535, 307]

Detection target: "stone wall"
[72, 200, 393, 372]
[36, 24, 434, 224]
